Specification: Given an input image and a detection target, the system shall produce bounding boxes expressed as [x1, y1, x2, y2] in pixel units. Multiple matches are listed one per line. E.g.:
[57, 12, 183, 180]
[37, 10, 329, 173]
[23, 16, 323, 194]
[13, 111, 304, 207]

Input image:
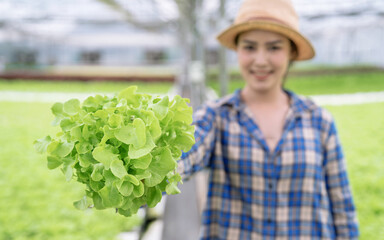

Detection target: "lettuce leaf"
[34, 86, 195, 217]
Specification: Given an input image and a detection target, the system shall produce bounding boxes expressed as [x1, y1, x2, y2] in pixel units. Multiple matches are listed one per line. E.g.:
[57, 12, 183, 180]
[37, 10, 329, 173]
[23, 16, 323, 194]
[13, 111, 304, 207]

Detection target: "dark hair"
[284, 41, 297, 86]
[289, 40, 298, 60]
[234, 34, 241, 46]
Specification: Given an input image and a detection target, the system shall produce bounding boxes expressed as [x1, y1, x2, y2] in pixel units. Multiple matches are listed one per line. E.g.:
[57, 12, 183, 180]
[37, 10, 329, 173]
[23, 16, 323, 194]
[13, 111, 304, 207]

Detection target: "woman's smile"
[249, 69, 274, 81]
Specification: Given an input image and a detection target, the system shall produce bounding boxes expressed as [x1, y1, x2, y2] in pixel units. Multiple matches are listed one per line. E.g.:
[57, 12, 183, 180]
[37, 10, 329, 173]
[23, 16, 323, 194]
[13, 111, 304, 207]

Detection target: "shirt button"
[268, 182, 273, 189]
[267, 219, 272, 224]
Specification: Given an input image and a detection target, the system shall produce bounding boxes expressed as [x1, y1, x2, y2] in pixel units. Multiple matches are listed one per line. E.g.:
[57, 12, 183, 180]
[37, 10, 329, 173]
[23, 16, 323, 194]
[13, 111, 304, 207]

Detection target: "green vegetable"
[34, 86, 195, 217]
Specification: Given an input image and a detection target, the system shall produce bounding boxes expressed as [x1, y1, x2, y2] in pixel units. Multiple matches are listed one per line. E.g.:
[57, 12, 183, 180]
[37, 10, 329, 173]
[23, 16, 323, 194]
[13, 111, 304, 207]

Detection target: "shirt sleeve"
[177, 104, 216, 180]
[323, 119, 359, 239]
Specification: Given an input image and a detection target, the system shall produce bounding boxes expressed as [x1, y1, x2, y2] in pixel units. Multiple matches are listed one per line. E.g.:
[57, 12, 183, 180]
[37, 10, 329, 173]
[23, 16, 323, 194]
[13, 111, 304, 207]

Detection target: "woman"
[178, 0, 359, 239]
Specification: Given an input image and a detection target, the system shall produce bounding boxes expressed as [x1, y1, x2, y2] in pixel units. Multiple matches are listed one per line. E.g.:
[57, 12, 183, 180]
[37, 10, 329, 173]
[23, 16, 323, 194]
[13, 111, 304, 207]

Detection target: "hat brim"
[217, 21, 315, 61]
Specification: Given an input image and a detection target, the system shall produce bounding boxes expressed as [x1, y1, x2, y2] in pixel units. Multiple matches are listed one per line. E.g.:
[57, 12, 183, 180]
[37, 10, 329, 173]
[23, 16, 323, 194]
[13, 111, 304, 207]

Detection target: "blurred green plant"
[2, 69, 384, 97]
[0, 80, 172, 94]
[207, 72, 384, 96]
[325, 103, 384, 240]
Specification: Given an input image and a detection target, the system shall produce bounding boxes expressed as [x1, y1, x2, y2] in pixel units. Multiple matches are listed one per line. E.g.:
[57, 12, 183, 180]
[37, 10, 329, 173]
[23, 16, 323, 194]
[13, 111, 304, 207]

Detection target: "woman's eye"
[242, 45, 254, 51]
[269, 46, 281, 51]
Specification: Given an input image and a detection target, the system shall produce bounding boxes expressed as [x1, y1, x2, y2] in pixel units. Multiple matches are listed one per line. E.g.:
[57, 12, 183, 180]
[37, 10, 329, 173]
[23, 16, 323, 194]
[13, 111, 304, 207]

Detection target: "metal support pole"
[162, 0, 208, 239]
[219, 0, 229, 97]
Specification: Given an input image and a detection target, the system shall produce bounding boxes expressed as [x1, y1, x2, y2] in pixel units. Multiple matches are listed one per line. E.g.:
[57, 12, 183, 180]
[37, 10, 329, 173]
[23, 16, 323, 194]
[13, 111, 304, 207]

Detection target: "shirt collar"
[223, 88, 317, 117]
[285, 89, 317, 117]
[221, 89, 244, 111]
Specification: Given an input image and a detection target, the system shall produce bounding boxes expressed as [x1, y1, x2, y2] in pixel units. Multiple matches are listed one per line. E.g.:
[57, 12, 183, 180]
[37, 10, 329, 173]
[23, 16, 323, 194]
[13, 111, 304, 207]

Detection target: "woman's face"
[236, 30, 293, 95]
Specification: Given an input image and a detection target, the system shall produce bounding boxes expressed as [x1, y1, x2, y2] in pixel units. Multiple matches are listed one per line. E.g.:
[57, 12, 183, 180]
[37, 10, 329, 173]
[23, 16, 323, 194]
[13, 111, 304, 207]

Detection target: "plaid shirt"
[178, 90, 359, 240]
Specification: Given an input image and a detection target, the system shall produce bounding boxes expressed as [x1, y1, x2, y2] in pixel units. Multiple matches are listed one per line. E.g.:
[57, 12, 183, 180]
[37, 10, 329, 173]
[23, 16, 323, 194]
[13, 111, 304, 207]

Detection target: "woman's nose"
[253, 50, 268, 66]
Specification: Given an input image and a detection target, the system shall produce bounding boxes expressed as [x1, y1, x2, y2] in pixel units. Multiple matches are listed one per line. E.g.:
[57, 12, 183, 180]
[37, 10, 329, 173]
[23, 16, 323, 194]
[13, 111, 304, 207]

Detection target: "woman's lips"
[250, 70, 272, 80]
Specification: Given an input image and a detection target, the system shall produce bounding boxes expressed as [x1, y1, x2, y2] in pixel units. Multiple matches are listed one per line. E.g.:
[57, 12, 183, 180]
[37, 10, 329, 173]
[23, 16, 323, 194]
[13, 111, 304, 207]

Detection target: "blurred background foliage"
[1, 0, 384, 239]
[1, 70, 384, 239]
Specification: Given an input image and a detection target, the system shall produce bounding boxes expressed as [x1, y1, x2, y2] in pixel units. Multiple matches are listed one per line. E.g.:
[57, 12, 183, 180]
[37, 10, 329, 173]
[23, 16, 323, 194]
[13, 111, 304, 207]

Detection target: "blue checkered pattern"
[178, 89, 359, 240]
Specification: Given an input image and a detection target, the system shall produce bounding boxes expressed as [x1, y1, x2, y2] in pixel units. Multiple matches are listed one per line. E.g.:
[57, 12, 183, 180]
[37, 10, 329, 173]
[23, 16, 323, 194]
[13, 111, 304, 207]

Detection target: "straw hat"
[217, 0, 315, 60]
